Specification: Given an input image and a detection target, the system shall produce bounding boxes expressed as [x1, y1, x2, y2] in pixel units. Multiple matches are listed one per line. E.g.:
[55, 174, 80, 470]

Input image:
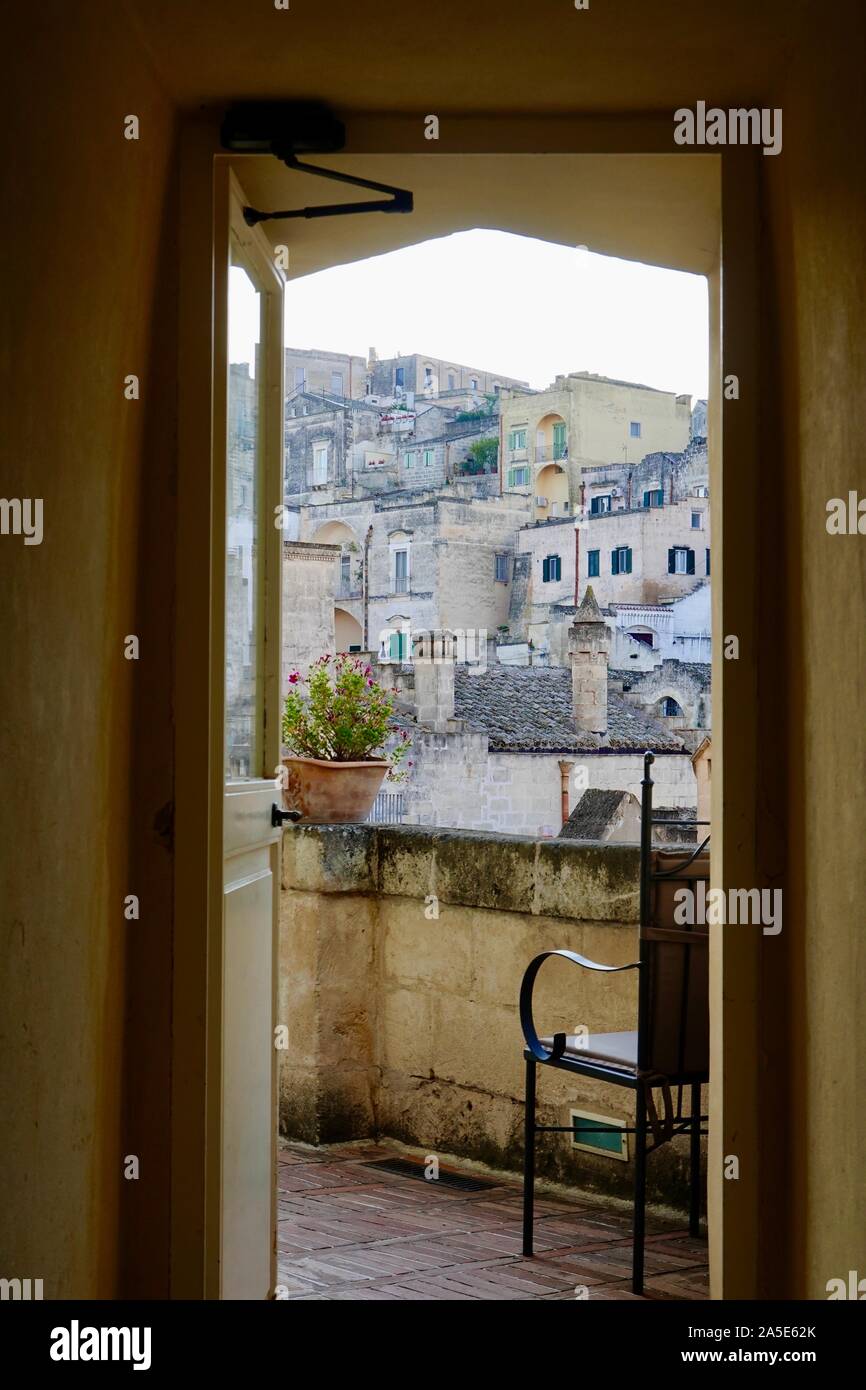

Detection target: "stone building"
[295, 486, 531, 658]
[396, 592, 697, 836]
[366, 347, 527, 404]
[500, 371, 694, 522]
[285, 388, 502, 503]
[285, 346, 367, 400]
[280, 540, 339, 692]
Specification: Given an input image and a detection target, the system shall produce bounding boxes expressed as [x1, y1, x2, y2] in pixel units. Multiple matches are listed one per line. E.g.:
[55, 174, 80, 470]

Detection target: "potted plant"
[281, 653, 409, 824]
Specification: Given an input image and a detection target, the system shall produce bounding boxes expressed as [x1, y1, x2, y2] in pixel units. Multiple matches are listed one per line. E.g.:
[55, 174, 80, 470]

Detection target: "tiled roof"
[453, 666, 685, 753]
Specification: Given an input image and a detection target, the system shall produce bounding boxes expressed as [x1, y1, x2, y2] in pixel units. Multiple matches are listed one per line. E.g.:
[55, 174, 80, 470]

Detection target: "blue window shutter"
[643, 490, 650, 507]
[554, 555, 561, 581]
[668, 548, 676, 574]
[612, 549, 619, 576]
[687, 549, 695, 575]
[706, 548, 711, 575]
[543, 556, 550, 582]
[625, 548, 632, 574]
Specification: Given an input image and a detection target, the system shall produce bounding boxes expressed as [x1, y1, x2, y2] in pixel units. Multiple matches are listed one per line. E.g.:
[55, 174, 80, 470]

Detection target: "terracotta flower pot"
[282, 755, 389, 825]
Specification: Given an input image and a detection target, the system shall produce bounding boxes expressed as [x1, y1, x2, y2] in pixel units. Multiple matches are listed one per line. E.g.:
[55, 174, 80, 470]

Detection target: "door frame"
[173, 115, 761, 1299]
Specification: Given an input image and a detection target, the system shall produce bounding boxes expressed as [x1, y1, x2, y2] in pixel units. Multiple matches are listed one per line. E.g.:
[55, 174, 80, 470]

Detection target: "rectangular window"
[587, 549, 600, 578]
[470, 377, 478, 390]
[294, 366, 305, 389]
[691, 510, 704, 529]
[630, 421, 641, 438]
[448, 373, 456, 389]
[388, 629, 408, 662]
[494, 553, 509, 583]
[312, 444, 328, 485]
[395, 367, 404, 387]
[643, 489, 663, 508]
[423, 449, 434, 468]
[590, 494, 611, 515]
[508, 466, 530, 487]
[542, 554, 562, 583]
[394, 550, 409, 594]
[331, 371, 343, 395]
[404, 451, 415, 469]
[668, 547, 696, 575]
[611, 546, 632, 575]
[508, 428, 527, 451]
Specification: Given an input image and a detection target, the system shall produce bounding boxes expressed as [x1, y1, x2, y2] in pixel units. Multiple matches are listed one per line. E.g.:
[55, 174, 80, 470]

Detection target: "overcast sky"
[275, 229, 709, 400]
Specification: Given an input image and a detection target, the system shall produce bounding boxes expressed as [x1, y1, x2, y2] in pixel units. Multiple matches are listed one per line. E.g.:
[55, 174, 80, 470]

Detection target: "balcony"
[535, 444, 568, 463]
[277, 823, 708, 1298]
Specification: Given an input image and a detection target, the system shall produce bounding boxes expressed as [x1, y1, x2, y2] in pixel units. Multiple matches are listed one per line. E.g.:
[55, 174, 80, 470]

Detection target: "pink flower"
[288, 672, 300, 685]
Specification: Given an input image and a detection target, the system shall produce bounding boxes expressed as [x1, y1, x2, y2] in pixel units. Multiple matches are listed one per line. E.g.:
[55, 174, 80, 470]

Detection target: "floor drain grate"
[365, 1157, 497, 1193]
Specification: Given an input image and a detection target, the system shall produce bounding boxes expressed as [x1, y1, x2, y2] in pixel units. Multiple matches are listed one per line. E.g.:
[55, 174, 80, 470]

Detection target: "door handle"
[272, 803, 303, 827]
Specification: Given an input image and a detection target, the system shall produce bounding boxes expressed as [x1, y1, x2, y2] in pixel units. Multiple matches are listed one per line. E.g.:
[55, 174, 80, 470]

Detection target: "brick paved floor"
[276, 1141, 709, 1301]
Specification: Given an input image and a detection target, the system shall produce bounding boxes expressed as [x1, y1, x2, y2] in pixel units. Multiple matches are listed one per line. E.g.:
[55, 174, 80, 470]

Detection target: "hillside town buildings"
[275, 346, 712, 830]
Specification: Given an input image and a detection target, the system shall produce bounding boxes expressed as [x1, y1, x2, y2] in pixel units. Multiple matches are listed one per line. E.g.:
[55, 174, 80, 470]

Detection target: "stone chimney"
[568, 586, 609, 735]
[412, 630, 456, 732]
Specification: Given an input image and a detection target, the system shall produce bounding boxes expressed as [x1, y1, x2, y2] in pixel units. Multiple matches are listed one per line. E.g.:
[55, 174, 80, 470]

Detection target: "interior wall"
[1, 5, 178, 1296]
[762, 11, 866, 1297]
[2, 0, 864, 1304]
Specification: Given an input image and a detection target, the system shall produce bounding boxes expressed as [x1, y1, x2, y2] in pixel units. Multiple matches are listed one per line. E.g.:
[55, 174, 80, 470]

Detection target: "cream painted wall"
[2, 4, 178, 1296]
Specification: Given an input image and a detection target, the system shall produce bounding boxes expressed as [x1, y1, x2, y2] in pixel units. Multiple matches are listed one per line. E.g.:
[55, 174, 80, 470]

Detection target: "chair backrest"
[639, 848, 710, 1077]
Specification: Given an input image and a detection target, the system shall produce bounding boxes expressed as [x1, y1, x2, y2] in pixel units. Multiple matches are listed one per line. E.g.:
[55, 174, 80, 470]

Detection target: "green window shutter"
[542, 556, 550, 582]
[611, 548, 619, 576]
[686, 548, 695, 575]
[668, 547, 676, 574]
[553, 555, 561, 581]
[625, 548, 632, 574]
[553, 422, 566, 457]
[588, 549, 599, 577]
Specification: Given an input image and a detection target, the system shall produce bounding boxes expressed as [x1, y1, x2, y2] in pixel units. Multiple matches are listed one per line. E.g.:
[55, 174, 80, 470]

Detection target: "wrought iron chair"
[519, 751, 709, 1295]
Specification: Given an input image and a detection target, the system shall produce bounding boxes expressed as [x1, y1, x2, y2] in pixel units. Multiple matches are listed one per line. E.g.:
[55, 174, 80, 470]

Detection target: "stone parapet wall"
[279, 824, 705, 1211]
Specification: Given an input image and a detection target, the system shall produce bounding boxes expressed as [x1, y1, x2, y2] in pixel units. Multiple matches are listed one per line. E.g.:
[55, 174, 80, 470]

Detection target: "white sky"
[273, 229, 708, 400]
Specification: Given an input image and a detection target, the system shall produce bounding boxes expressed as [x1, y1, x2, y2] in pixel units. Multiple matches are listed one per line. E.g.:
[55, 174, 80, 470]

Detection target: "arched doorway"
[335, 606, 363, 653]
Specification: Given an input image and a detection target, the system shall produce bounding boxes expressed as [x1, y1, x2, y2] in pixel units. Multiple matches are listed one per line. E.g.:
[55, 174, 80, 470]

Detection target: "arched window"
[660, 697, 683, 717]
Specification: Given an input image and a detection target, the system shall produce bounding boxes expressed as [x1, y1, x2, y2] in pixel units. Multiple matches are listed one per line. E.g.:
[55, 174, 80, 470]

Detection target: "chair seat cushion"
[540, 1030, 638, 1073]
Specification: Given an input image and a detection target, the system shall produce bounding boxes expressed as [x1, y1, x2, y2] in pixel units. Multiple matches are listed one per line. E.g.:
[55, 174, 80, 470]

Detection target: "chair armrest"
[519, 948, 640, 1064]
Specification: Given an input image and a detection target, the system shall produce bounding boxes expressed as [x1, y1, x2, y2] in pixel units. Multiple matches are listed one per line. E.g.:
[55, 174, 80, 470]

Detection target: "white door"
[216, 168, 285, 1299]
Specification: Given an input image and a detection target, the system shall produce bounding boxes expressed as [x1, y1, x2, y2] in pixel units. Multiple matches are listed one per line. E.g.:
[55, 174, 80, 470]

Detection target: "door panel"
[215, 167, 285, 1299]
[222, 785, 280, 1300]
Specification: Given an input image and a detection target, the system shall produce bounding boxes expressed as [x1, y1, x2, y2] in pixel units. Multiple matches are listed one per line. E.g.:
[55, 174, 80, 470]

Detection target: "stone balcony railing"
[279, 823, 705, 1210]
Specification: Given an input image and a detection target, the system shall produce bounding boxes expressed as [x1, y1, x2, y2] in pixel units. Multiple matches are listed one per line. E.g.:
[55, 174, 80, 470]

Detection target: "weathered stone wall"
[402, 736, 696, 835]
[279, 824, 706, 1211]
[281, 541, 339, 688]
